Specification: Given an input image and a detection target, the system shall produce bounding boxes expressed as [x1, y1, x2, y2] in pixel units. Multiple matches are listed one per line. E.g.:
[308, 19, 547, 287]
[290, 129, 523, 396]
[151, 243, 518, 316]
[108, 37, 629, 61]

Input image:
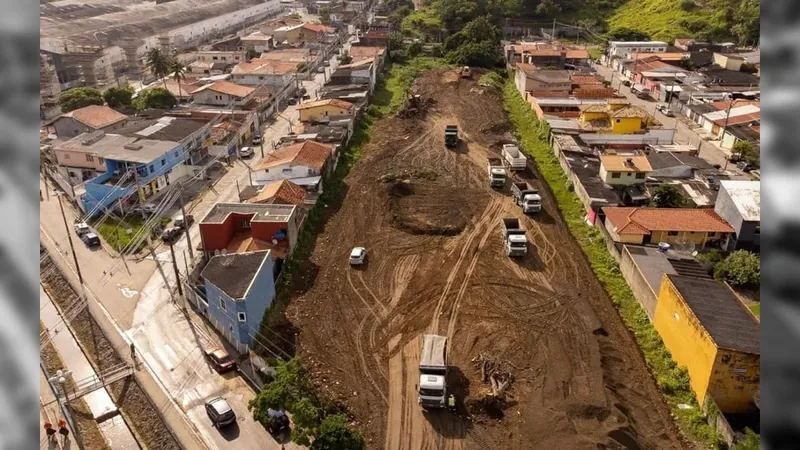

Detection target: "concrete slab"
[40, 285, 118, 420]
[97, 416, 140, 450]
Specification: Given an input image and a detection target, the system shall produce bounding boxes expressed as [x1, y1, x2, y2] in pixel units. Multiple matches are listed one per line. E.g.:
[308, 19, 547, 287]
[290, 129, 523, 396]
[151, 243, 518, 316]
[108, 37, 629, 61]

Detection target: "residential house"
[260, 17, 304, 35]
[198, 202, 301, 261]
[580, 103, 650, 134]
[53, 105, 129, 139]
[700, 100, 760, 139]
[714, 180, 760, 252]
[514, 64, 571, 98]
[247, 179, 307, 206]
[348, 46, 387, 71]
[607, 41, 668, 59]
[297, 98, 355, 122]
[274, 22, 334, 46]
[654, 274, 760, 414]
[318, 84, 370, 111]
[192, 50, 247, 65]
[556, 148, 620, 224]
[601, 207, 734, 248]
[231, 59, 298, 86]
[720, 122, 760, 150]
[354, 30, 390, 47]
[187, 61, 228, 76]
[253, 140, 334, 192]
[599, 155, 652, 185]
[529, 97, 608, 120]
[713, 53, 745, 72]
[565, 49, 590, 67]
[200, 250, 276, 350]
[521, 49, 564, 68]
[257, 49, 316, 65]
[240, 32, 274, 53]
[52, 131, 116, 184]
[191, 80, 256, 107]
[140, 77, 202, 103]
[645, 151, 713, 179]
[329, 58, 377, 93]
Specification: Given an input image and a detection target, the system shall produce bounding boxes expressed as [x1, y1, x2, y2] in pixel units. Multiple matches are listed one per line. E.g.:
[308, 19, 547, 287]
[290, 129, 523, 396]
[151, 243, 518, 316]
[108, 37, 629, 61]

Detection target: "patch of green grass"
[477, 71, 504, 90]
[502, 78, 724, 449]
[92, 215, 170, 253]
[749, 303, 760, 316]
[605, 0, 717, 42]
[586, 46, 604, 60]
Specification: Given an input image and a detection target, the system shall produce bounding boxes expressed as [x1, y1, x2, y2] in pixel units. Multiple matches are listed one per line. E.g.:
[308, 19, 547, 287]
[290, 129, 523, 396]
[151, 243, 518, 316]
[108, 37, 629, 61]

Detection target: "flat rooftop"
[54, 131, 178, 163]
[101, 139, 180, 164]
[201, 202, 296, 224]
[41, 0, 266, 46]
[720, 180, 760, 222]
[116, 116, 209, 142]
[201, 250, 270, 299]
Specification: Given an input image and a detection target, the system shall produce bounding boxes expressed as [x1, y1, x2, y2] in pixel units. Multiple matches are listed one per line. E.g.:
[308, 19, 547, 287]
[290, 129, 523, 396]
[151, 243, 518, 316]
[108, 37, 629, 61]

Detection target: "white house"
[191, 80, 256, 107]
[253, 140, 334, 193]
[230, 59, 297, 86]
[607, 41, 668, 59]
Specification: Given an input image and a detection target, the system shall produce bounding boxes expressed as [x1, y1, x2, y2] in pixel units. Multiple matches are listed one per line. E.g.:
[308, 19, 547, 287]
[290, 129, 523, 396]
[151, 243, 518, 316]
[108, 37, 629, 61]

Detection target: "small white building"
[608, 41, 668, 59]
[230, 59, 297, 86]
[253, 141, 334, 193]
[191, 80, 256, 107]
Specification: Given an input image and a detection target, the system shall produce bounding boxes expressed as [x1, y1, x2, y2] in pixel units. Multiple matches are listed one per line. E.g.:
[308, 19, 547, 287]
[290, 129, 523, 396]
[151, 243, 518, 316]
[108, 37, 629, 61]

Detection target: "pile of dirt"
[287, 68, 683, 450]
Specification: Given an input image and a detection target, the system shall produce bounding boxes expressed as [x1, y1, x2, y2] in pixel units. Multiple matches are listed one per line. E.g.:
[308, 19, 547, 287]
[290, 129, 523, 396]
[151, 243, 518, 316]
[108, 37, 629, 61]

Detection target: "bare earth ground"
[287, 68, 684, 450]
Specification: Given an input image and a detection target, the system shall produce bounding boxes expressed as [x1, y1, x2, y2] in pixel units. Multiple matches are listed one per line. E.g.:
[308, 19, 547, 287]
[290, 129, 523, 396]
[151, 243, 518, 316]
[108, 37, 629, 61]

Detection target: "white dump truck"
[418, 334, 448, 410]
[487, 157, 507, 188]
[511, 181, 542, 214]
[501, 144, 527, 171]
[500, 217, 528, 257]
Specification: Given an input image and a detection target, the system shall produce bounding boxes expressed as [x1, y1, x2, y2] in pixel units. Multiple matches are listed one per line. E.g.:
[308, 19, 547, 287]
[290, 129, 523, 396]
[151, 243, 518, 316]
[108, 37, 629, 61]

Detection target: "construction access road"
[287, 68, 685, 449]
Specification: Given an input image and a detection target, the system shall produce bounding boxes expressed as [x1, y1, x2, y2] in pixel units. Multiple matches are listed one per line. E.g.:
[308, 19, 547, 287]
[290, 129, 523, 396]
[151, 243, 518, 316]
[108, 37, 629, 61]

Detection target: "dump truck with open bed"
[418, 334, 448, 410]
[500, 217, 528, 257]
[511, 181, 542, 214]
[444, 125, 459, 147]
[487, 157, 507, 188]
[501, 144, 527, 171]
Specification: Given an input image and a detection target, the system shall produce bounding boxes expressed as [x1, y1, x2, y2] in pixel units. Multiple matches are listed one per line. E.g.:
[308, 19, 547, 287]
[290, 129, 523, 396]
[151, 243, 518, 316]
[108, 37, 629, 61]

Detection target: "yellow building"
[654, 274, 760, 413]
[297, 99, 356, 122]
[602, 207, 734, 248]
[598, 155, 652, 186]
[579, 101, 650, 134]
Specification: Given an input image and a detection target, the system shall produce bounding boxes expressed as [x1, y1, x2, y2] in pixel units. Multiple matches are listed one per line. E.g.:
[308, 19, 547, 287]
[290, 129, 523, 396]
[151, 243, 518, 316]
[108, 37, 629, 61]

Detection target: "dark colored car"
[737, 161, 756, 172]
[288, 97, 298, 105]
[252, 134, 262, 145]
[160, 227, 181, 242]
[205, 397, 236, 428]
[267, 409, 290, 435]
[81, 232, 101, 248]
[174, 215, 195, 229]
[205, 347, 237, 373]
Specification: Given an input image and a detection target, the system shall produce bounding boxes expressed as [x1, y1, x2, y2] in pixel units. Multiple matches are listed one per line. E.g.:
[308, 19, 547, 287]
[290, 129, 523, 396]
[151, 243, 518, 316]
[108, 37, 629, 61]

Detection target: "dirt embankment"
[287, 68, 684, 450]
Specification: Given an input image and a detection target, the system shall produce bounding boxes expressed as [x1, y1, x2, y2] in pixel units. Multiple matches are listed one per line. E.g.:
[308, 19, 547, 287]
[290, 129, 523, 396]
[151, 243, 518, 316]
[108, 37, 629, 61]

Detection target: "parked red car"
[205, 347, 237, 373]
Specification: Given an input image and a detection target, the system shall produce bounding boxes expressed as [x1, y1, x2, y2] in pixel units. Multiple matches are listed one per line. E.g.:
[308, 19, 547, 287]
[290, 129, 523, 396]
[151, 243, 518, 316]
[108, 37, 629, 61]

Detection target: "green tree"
[246, 49, 259, 61]
[319, 6, 331, 22]
[388, 31, 405, 51]
[248, 359, 316, 420]
[102, 85, 134, 109]
[57, 87, 104, 112]
[535, 0, 562, 17]
[731, 0, 760, 45]
[606, 27, 650, 41]
[289, 397, 321, 446]
[310, 414, 365, 450]
[446, 40, 503, 67]
[133, 87, 177, 110]
[145, 48, 171, 88]
[170, 59, 187, 101]
[733, 140, 759, 165]
[714, 250, 760, 287]
[651, 185, 686, 208]
[407, 41, 424, 57]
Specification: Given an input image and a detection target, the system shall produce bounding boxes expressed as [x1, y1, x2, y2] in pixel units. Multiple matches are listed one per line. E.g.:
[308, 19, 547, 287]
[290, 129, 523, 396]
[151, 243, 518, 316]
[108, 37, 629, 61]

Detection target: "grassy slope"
[605, 0, 716, 42]
[502, 78, 725, 448]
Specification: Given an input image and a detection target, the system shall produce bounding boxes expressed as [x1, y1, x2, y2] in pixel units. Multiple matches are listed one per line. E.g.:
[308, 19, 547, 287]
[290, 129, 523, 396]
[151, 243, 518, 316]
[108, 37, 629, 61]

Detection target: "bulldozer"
[460, 66, 472, 78]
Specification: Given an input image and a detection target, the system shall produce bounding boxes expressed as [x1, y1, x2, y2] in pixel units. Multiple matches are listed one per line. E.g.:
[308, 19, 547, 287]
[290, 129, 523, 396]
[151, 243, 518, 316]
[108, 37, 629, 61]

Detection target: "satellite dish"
[672, 237, 696, 256]
[214, 250, 221, 256]
[221, 249, 228, 256]
[272, 239, 278, 245]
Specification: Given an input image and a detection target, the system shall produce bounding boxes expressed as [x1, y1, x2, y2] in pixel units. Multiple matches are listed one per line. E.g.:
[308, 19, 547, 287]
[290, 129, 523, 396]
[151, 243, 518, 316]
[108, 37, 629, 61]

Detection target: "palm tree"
[170, 59, 187, 102]
[145, 48, 170, 88]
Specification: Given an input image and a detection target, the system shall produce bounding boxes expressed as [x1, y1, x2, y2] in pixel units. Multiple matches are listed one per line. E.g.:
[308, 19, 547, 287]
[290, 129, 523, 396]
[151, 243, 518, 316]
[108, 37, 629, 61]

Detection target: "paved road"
[592, 63, 739, 170]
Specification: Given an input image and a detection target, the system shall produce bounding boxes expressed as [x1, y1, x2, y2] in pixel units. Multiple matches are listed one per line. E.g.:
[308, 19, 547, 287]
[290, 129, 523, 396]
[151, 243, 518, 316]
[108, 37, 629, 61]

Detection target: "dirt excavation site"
[287, 68, 684, 450]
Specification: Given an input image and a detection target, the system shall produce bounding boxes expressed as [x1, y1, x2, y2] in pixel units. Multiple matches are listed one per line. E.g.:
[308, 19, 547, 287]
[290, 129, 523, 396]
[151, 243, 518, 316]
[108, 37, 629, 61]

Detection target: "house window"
[237, 312, 247, 322]
[667, 231, 679, 236]
[219, 296, 227, 311]
[85, 154, 94, 162]
[616, 119, 621, 123]
[98, 157, 104, 164]
[174, 151, 179, 158]
[259, 76, 265, 80]
[221, 56, 227, 61]
[149, 164, 155, 173]
[212, 56, 219, 60]
[282, 168, 293, 174]
[754, 225, 761, 235]
[611, 172, 621, 179]
[241, 220, 251, 229]
[635, 173, 646, 179]
[308, 168, 314, 175]
[161, 158, 166, 167]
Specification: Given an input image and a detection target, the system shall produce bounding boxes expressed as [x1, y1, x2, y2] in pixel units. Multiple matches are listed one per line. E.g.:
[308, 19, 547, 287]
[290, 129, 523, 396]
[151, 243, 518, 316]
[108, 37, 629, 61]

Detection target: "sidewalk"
[40, 368, 68, 450]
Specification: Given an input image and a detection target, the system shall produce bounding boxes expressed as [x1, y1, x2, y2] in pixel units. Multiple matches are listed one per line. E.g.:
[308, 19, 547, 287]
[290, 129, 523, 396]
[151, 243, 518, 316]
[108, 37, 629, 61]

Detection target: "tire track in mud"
[348, 269, 389, 403]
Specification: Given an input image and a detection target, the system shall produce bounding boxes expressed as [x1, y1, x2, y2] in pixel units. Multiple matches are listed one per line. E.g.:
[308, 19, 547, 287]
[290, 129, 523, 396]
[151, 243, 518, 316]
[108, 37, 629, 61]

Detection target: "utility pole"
[178, 190, 194, 262]
[57, 193, 84, 285]
[551, 18, 556, 42]
[168, 240, 184, 300]
[721, 99, 736, 171]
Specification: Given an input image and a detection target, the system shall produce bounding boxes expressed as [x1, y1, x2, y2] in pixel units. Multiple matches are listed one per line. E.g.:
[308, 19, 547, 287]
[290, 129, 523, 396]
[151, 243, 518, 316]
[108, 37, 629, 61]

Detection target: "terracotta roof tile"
[602, 207, 735, 235]
[247, 179, 306, 205]
[609, 105, 648, 118]
[191, 80, 255, 98]
[232, 60, 297, 75]
[255, 140, 333, 170]
[599, 155, 652, 172]
[296, 98, 355, 111]
[63, 105, 127, 129]
[566, 50, 589, 59]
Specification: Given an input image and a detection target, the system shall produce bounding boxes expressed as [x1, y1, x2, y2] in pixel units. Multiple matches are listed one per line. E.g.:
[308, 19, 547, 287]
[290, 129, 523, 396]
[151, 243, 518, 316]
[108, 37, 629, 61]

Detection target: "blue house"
[200, 250, 276, 349]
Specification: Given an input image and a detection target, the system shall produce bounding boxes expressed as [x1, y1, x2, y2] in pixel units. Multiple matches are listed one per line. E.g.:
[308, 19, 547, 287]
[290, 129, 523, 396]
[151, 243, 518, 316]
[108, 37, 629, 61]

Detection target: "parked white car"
[239, 146, 253, 158]
[349, 247, 366, 265]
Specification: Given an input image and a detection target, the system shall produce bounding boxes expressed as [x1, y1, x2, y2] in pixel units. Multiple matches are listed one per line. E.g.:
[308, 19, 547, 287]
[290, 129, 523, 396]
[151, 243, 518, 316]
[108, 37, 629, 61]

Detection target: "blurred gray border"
[761, 1, 799, 449]
[1, 0, 43, 448]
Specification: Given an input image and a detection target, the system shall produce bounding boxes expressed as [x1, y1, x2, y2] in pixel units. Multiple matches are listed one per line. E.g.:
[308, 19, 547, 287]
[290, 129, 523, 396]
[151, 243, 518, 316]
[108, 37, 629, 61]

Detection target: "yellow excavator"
[460, 66, 471, 78]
